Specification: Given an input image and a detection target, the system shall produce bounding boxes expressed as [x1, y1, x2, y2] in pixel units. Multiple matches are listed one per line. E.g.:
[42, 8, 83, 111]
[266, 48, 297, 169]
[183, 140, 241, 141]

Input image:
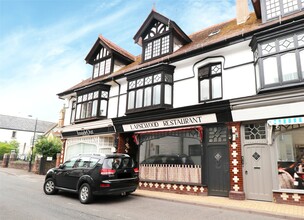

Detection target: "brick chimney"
[58, 105, 65, 128]
[236, 0, 250, 25]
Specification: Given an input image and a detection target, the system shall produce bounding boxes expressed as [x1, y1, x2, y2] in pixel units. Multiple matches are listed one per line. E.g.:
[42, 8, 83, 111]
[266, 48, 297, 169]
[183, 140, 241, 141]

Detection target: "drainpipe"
[112, 78, 121, 118]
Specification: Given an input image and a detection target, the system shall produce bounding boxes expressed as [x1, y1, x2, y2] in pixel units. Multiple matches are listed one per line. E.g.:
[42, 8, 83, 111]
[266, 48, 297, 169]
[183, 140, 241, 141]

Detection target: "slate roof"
[57, 10, 304, 97]
[0, 114, 57, 133]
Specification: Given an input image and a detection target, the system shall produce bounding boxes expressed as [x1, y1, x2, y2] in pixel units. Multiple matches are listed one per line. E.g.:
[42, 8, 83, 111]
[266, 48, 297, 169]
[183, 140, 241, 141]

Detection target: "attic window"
[208, 29, 221, 37]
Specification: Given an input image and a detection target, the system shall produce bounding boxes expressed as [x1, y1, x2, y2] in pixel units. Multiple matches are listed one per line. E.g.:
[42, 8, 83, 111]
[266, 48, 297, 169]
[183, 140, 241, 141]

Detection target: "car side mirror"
[59, 164, 65, 169]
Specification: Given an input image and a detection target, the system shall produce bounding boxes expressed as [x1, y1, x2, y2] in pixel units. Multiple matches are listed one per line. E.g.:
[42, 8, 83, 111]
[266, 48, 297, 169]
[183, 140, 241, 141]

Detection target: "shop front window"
[139, 132, 202, 184]
[276, 128, 304, 190]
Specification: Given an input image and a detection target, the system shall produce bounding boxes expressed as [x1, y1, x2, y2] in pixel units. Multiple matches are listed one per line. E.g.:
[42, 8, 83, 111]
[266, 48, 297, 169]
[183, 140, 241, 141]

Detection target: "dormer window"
[262, 0, 304, 22]
[143, 21, 171, 61]
[92, 46, 112, 78]
[133, 10, 191, 63]
[85, 35, 135, 79]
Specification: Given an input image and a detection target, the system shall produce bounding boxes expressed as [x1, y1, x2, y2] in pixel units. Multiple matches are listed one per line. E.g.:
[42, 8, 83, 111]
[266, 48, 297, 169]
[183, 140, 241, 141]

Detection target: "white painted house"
[57, 0, 304, 205]
[0, 114, 57, 159]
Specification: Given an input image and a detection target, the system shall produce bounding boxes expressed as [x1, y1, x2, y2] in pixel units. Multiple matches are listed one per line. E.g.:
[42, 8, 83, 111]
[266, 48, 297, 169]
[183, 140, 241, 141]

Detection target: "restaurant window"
[276, 128, 304, 190]
[198, 63, 222, 102]
[253, 31, 304, 92]
[138, 128, 202, 184]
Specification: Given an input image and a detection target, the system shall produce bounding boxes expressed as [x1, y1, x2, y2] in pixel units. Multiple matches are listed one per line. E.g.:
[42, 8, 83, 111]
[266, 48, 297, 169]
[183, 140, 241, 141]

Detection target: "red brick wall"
[227, 122, 245, 200]
[273, 191, 304, 206]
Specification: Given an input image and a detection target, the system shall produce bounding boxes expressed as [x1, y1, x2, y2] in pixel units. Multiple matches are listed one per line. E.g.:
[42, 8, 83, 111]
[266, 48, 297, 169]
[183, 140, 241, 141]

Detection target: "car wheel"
[43, 178, 58, 195]
[79, 183, 93, 204]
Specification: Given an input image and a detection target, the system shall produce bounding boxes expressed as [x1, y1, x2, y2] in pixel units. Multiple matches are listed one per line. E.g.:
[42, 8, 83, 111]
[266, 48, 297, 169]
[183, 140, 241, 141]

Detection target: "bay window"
[253, 30, 304, 92]
[126, 64, 175, 114]
[75, 84, 110, 122]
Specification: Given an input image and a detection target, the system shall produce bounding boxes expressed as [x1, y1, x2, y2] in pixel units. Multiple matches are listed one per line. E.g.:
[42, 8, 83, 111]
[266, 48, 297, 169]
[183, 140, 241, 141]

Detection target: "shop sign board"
[122, 113, 217, 132]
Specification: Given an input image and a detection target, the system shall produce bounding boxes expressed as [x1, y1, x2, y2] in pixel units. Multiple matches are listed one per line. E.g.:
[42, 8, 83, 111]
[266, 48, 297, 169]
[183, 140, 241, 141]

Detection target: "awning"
[267, 116, 304, 144]
[267, 117, 304, 126]
[133, 126, 203, 145]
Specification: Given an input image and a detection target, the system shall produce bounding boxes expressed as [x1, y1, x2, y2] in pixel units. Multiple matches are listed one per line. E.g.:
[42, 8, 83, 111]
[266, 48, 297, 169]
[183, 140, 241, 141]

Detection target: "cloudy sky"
[0, 0, 241, 122]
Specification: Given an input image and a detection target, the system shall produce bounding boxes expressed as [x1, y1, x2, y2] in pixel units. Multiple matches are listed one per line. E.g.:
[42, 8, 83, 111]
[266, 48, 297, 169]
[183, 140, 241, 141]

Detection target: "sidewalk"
[133, 190, 304, 219]
[1, 167, 303, 219]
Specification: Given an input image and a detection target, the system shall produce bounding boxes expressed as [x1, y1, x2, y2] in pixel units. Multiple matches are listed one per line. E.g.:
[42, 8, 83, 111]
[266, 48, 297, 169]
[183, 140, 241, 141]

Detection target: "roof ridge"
[98, 34, 135, 61]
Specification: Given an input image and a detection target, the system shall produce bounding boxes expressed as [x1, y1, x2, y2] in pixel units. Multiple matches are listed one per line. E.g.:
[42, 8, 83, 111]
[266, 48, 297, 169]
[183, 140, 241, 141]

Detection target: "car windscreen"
[103, 157, 134, 170]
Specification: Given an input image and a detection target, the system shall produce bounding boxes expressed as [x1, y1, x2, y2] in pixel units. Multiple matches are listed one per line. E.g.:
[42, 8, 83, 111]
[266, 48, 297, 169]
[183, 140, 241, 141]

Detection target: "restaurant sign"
[122, 114, 217, 132]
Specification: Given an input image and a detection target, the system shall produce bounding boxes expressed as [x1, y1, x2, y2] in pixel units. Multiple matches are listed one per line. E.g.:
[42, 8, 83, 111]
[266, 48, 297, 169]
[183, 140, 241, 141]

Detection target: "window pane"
[255, 63, 261, 91]
[100, 60, 105, 75]
[261, 41, 276, 55]
[279, 36, 295, 51]
[86, 101, 92, 118]
[164, 74, 173, 82]
[263, 57, 279, 85]
[161, 35, 170, 54]
[88, 93, 93, 100]
[298, 33, 304, 47]
[165, 84, 172, 104]
[145, 76, 152, 85]
[93, 91, 99, 99]
[100, 100, 107, 116]
[92, 100, 98, 117]
[281, 52, 298, 82]
[153, 39, 161, 57]
[101, 91, 108, 98]
[76, 104, 81, 119]
[128, 91, 135, 110]
[144, 42, 152, 60]
[153, 85, 161, 105]
[81, 103, 87, 119]
[211, 64, 221, 75]
[129, 80, 135, 89]
[136, 89, 143, 108]
[82, 94, 87, 102]
[300, 50, 304, 77]
[93, 63, 99, 78]
[212, 76, 222, 99]
[154, 74, 161, 83]
[77, 95, 82, 103]
[144, 87, 152, 107]
[105, 59, 111, 74]
[137, 78, 144, 87]
[200, 79, 209, 101]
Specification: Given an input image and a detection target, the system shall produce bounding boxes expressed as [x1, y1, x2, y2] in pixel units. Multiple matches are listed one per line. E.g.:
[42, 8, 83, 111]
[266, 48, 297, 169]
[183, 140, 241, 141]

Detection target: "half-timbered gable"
[133, 10, 191, 63]
[85, 35, 135, 79]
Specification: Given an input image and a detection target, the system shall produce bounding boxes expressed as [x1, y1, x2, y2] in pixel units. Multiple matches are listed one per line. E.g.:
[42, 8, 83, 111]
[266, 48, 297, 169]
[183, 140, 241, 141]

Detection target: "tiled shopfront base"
[139, 181, 207, 195]
[273, 190, 304, 206]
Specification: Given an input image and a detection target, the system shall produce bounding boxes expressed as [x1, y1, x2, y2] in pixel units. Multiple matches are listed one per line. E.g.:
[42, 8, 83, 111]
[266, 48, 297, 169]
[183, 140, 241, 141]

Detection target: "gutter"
[112, 78, 121, 118]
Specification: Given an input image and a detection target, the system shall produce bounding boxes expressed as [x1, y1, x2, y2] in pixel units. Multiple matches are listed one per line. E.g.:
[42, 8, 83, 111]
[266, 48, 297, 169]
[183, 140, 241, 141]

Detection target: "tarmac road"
[0, 167, 293, 220]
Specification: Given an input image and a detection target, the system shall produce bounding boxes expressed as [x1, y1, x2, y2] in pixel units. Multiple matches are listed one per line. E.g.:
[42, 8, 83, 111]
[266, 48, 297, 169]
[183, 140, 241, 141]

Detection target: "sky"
[0, 0, 240, 123]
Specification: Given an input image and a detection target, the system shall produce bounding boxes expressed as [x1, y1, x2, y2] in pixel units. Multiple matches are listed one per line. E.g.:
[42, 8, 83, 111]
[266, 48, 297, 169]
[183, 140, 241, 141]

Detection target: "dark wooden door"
[207, 145, 230, 196]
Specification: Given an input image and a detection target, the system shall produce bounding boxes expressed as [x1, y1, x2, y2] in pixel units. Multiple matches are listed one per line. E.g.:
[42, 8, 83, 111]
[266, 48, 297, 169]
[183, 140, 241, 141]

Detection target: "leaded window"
[207, 126, 227, 143]
[143, 21, 171, 62]
[75, 88, 109, 121]
[198, 63, 222, 102]
[127, 71, 173, 113]
[263, 0, 303, 22]
[244, 123, 266, 140]
[92, 46, 112, 78]
[254, 31, 304, 91]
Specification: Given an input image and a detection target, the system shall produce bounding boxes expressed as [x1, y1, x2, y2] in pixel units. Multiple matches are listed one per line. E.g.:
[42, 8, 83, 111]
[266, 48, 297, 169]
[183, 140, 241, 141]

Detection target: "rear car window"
[103, 157, 134, 169]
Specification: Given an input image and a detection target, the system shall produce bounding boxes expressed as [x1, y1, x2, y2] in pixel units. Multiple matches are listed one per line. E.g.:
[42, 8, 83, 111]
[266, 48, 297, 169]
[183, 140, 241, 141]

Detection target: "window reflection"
[263, 57, 279, 85]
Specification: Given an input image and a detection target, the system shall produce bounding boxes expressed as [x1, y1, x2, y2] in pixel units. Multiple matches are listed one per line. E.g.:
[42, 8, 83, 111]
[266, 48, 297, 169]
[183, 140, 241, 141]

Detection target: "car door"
[55, 157, 79, 189]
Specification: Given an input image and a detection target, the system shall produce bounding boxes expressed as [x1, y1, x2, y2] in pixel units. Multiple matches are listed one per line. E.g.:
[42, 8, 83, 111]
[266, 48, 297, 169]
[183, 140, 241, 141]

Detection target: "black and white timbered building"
[57, 0, 304, 205]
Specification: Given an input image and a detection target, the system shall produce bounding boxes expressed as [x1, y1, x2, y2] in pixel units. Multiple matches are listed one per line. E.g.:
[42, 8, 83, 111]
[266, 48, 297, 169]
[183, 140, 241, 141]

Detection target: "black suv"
[43, 153, 139, 204]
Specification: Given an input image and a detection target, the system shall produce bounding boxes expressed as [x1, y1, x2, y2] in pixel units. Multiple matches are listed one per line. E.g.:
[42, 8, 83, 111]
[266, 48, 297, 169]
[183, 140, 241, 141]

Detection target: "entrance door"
[244, 145, 273, 201]
[207, 145, 230, 196]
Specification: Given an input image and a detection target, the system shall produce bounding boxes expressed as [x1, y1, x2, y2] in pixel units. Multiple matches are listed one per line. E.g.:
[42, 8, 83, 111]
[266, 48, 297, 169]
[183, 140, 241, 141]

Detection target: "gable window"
[12, 131, 17, 139]
[198, 63, 222, 102]
[143, 21, 171, 62]
[92, 46, 112, 78]
[253, 31, 304, 91]
[262, 0, 304, 22]
[126, 65, 175, 114]
[75, 85, 110, 122]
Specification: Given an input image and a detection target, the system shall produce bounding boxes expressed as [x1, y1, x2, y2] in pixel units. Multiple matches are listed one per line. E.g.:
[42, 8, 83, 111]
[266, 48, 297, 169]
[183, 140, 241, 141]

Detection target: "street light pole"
[29, 117, 38, 172]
